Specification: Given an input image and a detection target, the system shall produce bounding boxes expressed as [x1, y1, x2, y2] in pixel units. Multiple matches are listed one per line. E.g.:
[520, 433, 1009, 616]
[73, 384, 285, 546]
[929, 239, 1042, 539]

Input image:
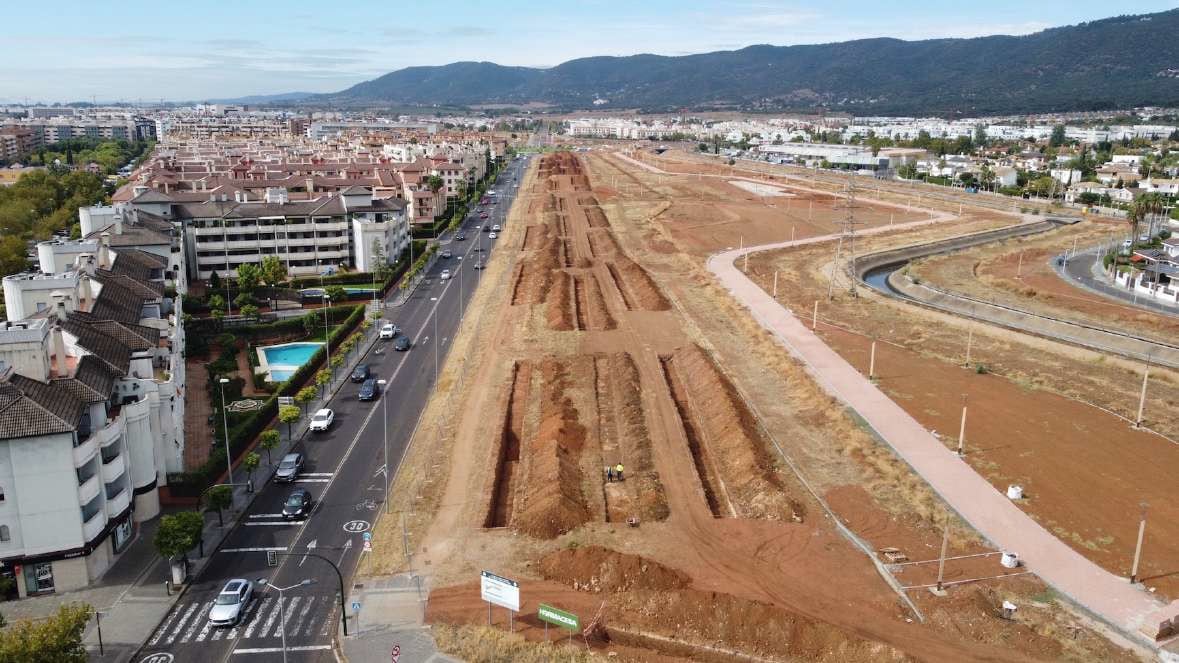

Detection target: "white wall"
[0, 433, 84, 559]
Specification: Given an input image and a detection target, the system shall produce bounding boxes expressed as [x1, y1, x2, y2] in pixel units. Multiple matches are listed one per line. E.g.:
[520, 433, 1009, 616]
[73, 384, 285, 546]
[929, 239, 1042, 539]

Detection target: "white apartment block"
[0, 226, 185, 596]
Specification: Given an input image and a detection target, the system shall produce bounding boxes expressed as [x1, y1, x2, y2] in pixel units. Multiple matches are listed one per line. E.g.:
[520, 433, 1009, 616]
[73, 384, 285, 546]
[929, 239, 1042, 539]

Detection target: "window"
[0, 485, 5, 501]
[0, 525, 9, 541]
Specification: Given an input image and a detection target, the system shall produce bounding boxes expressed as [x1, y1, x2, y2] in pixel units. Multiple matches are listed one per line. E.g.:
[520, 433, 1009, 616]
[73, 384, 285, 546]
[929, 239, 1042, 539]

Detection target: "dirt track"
[403, 151, 1141, 661]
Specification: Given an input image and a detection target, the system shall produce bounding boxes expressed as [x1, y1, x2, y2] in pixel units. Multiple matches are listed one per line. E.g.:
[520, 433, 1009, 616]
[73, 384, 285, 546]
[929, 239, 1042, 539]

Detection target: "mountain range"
[287, 10, 1179, 115]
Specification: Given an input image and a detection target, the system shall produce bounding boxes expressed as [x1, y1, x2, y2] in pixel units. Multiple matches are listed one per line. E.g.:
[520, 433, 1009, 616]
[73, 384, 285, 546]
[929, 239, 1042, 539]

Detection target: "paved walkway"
[340, 574, 455, 663]
[707, 237, 1179, 645]
[182, 358, 213, 469]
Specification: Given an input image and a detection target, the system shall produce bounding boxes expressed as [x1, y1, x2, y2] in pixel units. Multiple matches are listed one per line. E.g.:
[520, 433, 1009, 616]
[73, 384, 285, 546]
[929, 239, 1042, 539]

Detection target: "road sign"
[480, 570, 520, 612]
[363, 540, 373, 552]
[277, 396, 294, 406]
[538, 604, 580, 631]
[140, 655, 175, 663]
[352, 601, 361, 613]
[343, 520, 370, 533]
[266, 550, 277, 567]
[363, 531, 372, 542]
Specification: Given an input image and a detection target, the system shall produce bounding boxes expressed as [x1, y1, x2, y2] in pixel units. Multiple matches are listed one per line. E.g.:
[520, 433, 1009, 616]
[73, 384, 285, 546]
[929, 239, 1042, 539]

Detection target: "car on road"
[282, 488, 313, 520]
[380, 323, 398, 339]
[351, 364, 371, 383]
[441, 249, 452, 259]
[489, 232, 497, 239]
[208, 579, 254, 627]
[393, 335, 411, 351]
[492, 224, 501, 231]
[440, 269, 451, 280]
[358, 377, 379, 401]
[482, 224, 490, 232]
[473, 261, 484, 270]
[455, 233, 466, 241]
[275, 452, 304, 483]
[309, 408, 335, 432]
[479, 212, 489, 220]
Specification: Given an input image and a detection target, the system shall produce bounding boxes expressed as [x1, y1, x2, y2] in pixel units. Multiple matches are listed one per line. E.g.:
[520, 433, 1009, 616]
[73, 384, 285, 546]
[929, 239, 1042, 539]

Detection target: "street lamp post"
[378, 379, 389, 513]
[258, 578, 314, 663]
[323, 295, 332, 388]
[219, 378, 233, 492]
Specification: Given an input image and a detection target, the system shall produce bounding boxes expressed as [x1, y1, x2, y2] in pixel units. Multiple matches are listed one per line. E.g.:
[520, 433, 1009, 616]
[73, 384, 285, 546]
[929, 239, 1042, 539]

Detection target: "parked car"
[309, 408, 335, 432]
[440, 269, 451, 280]
[393, 335, 411, 351]
[282, 488, 313, 520]
[351, 364, 371, 383]
[358, 377, 379, 401]
[208, 579, 254, 627]
[441, 249, 452, 259]
[275, 452, 304, 483]
[380, 323, 398, 339]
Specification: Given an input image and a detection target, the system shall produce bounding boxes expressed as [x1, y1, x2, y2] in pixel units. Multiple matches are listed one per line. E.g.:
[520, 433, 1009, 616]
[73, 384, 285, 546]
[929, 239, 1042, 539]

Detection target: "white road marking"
[291, 596, 320, 637]
[219, 547, 287, 553]
[247, 513, 283, 519]
[243, 521, 297, 527]
[180, 602, 210, 642]
[242, 598, 273, 639]
[300, 472, 333, 476]
[293, 478, 330, 483]
[193, 612, 215, 642]
[225, 597, 262, 640]
[148, 603, 184, 645]
[278, 596, 302, 636]
[166, 602, 201, 644]
[257, 596, 283, 637]
[232, 645, 333, 654]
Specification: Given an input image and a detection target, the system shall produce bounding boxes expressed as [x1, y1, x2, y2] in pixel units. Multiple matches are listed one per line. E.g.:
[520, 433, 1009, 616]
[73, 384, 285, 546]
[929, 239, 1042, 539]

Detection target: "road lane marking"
[247, 513, 283, 519]
[279, 596, 302, 636]
[287, 595, 317, 637]
[232, 645, 332, 654]
[243, 521, 297, 527]
[300, 472, 333, 476]
[242, 598, 273, 639]
[293, 478, 330, 483]
[166, 602, 201, 644]
[257, 596, 282, 637]
[180, 603, 210, 642]
[219, 546, 288, 553]
[148, 603, 184, 645]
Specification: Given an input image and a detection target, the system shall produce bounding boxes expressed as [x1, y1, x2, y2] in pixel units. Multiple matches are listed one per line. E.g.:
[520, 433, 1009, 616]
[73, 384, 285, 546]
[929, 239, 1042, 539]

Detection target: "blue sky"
[3, 0, 1176, 103]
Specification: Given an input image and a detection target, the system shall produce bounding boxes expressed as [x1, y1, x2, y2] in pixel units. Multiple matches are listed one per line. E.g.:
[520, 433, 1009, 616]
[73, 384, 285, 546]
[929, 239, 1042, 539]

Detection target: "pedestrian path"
[708, 237, 1179, 645]
[142, 592, 337, 656]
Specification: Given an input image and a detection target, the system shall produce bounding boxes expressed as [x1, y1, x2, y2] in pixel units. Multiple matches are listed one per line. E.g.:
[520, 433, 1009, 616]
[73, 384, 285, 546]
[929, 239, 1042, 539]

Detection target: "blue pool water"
[262, 343, 323, 366]
[343, 286, 376, 294]
[269, 369, 295, 382]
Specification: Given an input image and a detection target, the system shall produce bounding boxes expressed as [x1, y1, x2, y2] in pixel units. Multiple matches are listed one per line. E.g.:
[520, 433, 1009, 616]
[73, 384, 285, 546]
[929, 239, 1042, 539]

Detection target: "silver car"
[208, 579, 253, 627]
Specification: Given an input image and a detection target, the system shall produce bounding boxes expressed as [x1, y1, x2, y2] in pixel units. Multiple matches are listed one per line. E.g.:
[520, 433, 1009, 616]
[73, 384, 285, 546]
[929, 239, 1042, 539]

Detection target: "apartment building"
[122, 185, 409, 280]
[0, 127, 43, 161]
[0, 235, 185, 596]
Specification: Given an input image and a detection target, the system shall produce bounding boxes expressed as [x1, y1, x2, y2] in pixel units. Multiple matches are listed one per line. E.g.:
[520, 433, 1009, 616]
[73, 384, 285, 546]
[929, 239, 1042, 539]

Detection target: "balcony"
[97, 418, 121, 447]
[105, 487, 129, 518]
[73, 434, 99, 468]
[82, 509, 106, 542]
[101, 453, 125, 482]
[78, 474, 100, 505]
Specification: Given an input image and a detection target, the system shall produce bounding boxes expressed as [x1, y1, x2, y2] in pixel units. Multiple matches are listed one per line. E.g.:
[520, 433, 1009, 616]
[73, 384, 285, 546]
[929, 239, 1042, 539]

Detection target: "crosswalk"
[147, 593, 337, 649]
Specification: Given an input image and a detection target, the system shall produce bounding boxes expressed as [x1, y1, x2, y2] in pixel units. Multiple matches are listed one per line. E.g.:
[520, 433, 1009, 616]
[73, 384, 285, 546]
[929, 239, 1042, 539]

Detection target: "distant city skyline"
[3, 0, 1177, 103]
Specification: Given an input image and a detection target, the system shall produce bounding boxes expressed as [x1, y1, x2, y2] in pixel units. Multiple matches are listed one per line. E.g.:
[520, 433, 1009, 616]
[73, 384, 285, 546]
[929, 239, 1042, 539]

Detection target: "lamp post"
[323, 294, 332, 387]
[258, 578, 314, 663]
[219, 378, 233, 491]
[378, 379, 389, 513]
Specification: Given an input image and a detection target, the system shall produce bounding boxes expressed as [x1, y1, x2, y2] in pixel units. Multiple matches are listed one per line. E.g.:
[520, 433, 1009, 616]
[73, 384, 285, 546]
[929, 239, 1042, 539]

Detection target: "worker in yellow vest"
[615, 463, 624, 481]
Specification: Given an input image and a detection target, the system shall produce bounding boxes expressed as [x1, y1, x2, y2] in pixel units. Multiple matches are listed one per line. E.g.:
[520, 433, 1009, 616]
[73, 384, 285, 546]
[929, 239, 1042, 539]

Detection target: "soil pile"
[539, 545, 690, 593]
[608, 257, 671, 311]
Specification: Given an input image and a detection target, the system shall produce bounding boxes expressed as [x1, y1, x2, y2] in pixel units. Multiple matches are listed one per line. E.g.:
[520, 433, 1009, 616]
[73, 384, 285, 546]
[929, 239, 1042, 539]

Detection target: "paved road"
[1058, 247, 1179, 317]
[135, 156, 531, 663]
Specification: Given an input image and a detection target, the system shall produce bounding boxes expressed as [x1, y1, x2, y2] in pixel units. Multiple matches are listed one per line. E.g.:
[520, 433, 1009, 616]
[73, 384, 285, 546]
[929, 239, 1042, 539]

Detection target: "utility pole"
[1130, 503, 1149, 584]
[964, 325, 974, 368]
[869, 337, 877, 380]
[812, 300, 819, 330]
[1135, 355, 1152, 428]
[956, 394, 968, 457]
[1016, 250, 1024, 279]
[935, 526, 950, 593]
[834, 171, 863, 298]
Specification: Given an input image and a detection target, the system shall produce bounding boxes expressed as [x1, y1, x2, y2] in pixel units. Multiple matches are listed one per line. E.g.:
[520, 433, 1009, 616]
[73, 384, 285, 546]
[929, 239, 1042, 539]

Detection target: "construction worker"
[604, 466, 613, 482]
[615, 463, 624, 481]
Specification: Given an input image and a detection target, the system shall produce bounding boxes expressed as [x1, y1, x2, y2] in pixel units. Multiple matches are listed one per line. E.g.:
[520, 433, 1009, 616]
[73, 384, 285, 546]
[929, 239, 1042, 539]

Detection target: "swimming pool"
[257, 342, 324, 383]
[343, 286, 376, 294]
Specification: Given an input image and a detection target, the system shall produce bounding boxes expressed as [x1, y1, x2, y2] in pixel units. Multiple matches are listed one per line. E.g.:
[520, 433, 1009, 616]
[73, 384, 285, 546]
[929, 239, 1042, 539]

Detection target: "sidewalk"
[340, 574, 456, 663]
[708, 238, 1179, 645]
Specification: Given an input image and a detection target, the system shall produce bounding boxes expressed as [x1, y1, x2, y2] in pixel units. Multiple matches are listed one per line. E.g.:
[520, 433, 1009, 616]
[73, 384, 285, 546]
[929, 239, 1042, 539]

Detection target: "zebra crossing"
[146, 593, 337, 650]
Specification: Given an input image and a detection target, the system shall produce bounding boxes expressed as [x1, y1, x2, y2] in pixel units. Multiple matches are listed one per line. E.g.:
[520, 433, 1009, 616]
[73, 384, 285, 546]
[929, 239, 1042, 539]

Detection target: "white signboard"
[480, 570, 519, 612]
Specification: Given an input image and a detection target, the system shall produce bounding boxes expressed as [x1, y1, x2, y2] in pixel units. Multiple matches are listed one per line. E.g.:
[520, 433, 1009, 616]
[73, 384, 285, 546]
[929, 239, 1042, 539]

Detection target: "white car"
[440, 269, 451, 280]
[440, 249, 452, 259]
[379, 323, 398, 339]
[492, 224, 501, 232]
[309, 408, 334, 432]
[489, 232, 498, 239]
[208, 579, 253, 627]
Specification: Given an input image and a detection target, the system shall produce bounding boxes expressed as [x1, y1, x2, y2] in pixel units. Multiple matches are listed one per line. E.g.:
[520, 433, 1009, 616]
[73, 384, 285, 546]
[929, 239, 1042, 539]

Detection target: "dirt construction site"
[362, 148, 1176, 661]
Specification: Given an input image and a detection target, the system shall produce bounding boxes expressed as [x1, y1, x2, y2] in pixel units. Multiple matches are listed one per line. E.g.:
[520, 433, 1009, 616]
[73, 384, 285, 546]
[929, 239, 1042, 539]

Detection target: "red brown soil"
[484, 361, 531, 528]
[608, 257, 671, 311]
[512, 358, 594, 539]
[546, 271, 576, 331]
[594, 353, 668, 522]
[539, 545, 690, 593]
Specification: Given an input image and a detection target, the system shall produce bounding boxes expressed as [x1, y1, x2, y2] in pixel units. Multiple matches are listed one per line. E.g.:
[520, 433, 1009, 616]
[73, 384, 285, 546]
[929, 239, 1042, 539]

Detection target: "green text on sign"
[537, 603, 580, 631]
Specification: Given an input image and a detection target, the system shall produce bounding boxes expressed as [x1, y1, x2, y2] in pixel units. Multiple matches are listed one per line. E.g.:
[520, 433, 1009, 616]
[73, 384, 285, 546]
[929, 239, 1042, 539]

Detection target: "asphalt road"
[136, 155, 531, 663]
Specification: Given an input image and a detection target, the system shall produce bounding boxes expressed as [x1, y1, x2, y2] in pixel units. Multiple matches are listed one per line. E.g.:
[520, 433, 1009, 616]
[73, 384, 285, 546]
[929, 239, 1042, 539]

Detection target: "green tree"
[426, 175, 445, 194]
[239, 303, 259, 319]
[979, 164, 996, 190]
[259, 255, 287, 287]
[315, 368, 331, 396]
[235, 262, 262, 294]
[0, 603, 92, 663]
[203, 485, 232, 527]
[153, 511, 204, 561]
[208, 294, 226, 314]
[258, 429, 280, 464]
[278, 404, 301, 438]
[370, 239, 389, 279]
[1049, 125, 1066, 147]
[330, 354, 344, 372]
[241, 452, 261, 491]
[209, 271, 222, 291]
[325, 284, 347, 303]
[233, 292, 253, 310]
[302, 313, 317, 336]
[974, 125, 988, 148]
[295, 386, 317, 413]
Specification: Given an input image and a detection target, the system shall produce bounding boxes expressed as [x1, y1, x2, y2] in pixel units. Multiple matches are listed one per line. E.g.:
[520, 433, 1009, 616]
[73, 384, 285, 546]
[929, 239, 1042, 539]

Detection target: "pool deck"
[256, 341, 325, 383]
